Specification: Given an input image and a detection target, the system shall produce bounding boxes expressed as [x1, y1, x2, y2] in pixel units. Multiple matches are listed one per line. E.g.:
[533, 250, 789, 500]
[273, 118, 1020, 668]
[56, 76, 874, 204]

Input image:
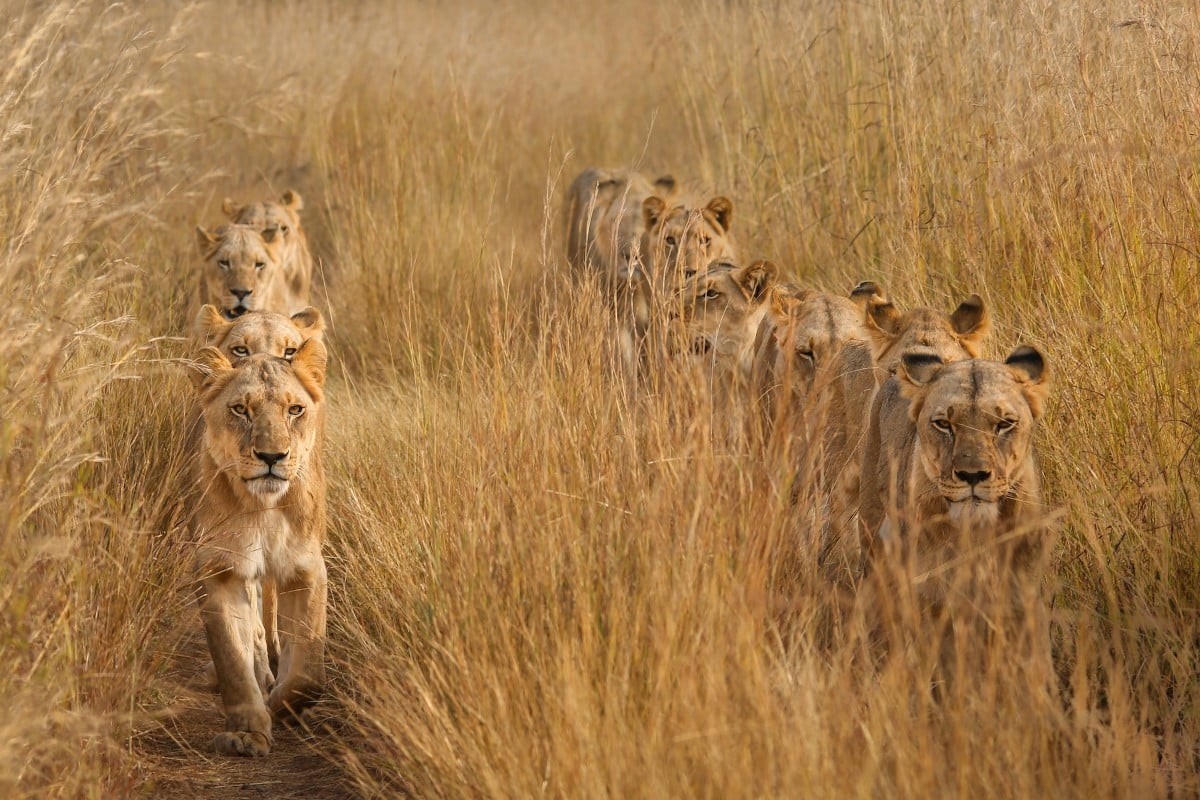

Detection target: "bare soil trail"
[133, 635, 361, 800]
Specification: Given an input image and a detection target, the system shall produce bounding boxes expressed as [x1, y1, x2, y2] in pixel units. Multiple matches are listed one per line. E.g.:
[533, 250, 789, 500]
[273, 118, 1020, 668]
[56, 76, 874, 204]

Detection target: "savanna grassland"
[2, 0, 1198, 797]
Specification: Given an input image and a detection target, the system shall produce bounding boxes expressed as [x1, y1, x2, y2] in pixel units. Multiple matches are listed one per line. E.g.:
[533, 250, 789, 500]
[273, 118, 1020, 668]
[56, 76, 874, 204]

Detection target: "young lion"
[195, 304, 325, 364]
[223, 190, 313, 305]
[189, 341, 328, 757]
[194, 224, 299, 321]
[856, 294, 990, 564]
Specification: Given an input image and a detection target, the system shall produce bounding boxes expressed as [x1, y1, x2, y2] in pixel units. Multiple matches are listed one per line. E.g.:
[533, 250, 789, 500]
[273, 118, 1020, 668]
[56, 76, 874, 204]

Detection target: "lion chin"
[245, 475, 289, 498]
[947, 497, 1001, 529]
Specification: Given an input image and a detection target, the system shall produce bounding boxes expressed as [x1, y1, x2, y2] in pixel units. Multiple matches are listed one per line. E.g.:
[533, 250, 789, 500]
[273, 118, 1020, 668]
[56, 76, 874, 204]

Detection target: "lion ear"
[849, 280, 885, 309]
[643, 196, 666, 231]
[189, 346, 234, 393]
[195, 225, 219, 253]
[950, 294, 989, 353]
[1006, 345, 1050, 419]
[221, 198, 242, 220]
[195, 304, 233, 344]
[897, 351, 945, 416]
[863, 297, 903, 357]
[705, 196, 733, 233]
[289, 307, 325, 337]
[735, 259, 777, 301]
[260, 225, 280, 245]
[281, 190, 304, 212]
[290, 337, 327, 399]
[652, 175, 677, 198]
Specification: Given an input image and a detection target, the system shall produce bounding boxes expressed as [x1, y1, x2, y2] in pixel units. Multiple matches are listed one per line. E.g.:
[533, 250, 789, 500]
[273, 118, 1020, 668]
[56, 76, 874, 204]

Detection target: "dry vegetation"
[1, 0, 1198, 797]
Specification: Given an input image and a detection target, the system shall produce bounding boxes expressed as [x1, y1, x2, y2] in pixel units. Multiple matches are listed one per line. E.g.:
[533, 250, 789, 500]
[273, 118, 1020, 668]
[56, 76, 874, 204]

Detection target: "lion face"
[195, 224, 284, 317]
[864, 293, 989, 372]
[899, 346, 1049, 525]
[671, 260, 777, 361]
[770, 286, 877, 402]
[641, 196, 735, 294]
[195, 305, 325, 363]
[223, 190, 305, 261]
[192, 341, 327, 505]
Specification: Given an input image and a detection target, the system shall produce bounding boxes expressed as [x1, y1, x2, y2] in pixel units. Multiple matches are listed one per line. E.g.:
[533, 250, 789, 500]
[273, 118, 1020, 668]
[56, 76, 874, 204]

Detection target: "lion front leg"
[269, 555, 328, 722]
[198, 570, 274, 757]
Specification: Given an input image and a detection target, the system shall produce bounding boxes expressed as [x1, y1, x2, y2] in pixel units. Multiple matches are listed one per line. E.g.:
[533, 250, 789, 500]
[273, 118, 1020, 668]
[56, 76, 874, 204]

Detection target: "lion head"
[195, 304, 325, 363]
[640, 195, 735, 294]
[222, 190, 308, 286]
[671, 259, 777, 366]
[863, 293, 989, 372]
[767, 281, 884, 403]
[897, 346, 1050, 529]
[190, 340, 327, 505]
[195, 224, 285, 317]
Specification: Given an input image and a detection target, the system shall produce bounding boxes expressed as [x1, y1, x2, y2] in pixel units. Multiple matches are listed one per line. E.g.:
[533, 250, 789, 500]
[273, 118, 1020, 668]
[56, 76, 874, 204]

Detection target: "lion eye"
[932, 418, 953, 433]
[665, 236, 677, 248]
[288, 404, 305, 417]
[231, 346, 250, 357]
[283, 347, 297, 358]
[280, 225, 289, 234]
[700, 236, 711, 247]
[797, 349, 815, 362]
[254, 261, 265, 270]
[996, 418, 1017, 433]
[702, 288, 721, 300]
[683, 268, 697, 279]
[218, 259, 231, 271]
[230, 403, 249, 418]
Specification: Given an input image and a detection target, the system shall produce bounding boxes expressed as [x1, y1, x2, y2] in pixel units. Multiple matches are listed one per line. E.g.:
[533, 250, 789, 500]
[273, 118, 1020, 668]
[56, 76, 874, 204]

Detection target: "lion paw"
[213, 730, 272, 757]
[268, 678, 322, 724]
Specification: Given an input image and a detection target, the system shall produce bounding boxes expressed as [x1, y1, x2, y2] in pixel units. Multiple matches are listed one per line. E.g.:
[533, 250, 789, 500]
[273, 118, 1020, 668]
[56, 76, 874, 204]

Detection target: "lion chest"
[196, 506, 317, 582]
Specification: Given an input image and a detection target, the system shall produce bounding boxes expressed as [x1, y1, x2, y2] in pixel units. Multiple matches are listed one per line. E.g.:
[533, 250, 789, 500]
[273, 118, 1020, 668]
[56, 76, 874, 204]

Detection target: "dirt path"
[134, 638, 361, 800]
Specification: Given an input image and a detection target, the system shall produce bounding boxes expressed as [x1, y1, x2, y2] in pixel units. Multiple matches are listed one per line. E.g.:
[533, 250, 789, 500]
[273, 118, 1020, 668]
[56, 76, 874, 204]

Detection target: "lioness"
[189, 342, 328, 757]
[193, 303, 326, 681]
[223, 190, 313, 305]
[856, 294, 990, 562]
[195, 224, 300, 320]
[195, 304, 325, 364]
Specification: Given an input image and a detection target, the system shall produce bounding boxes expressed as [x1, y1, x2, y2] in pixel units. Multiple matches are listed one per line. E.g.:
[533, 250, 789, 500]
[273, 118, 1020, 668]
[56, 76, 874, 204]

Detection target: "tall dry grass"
[0, 0, 1196, 797]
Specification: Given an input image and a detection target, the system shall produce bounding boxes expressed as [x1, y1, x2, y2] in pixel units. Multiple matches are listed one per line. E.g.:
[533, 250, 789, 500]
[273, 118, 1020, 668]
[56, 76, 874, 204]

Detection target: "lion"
[223, 190, 313, 304]
[195, 304, 325, 364]
[189, 341, 328, 757]
[195, 224, 303, 321]
[192, 303, 325, 683]
[870, 346, 1052, 691]
[855, 294, 990, 563]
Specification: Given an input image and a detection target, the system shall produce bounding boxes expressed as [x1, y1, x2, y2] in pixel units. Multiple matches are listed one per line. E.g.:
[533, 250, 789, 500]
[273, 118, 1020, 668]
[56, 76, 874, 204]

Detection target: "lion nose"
[955, 469, 991, 486]
[232, 288, 252, 301]
[255, 450, 288, 467]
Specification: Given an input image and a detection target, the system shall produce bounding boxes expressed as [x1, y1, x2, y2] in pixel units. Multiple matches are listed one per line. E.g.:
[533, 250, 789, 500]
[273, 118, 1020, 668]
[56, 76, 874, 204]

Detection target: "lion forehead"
[923, 361, 1030, 420]
[211, 358, 315, 409]
[209, 226, 271, 262]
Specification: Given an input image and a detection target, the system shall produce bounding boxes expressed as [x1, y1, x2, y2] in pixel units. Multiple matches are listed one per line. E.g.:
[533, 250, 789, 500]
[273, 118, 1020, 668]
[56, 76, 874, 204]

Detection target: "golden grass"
[1, 0, 1197, 797]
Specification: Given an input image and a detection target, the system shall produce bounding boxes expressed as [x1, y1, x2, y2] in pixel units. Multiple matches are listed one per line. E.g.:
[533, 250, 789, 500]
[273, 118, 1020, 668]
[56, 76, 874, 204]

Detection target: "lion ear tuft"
[643, 196, 666, 231]
[736, 259, 777, 301]
[705, 196, 733, 233]
[281, 190, 304, 212]
[1006, 345, 1050, 419]
[289, 307, 325, 336]
[195, 304, 233, 344]
[221, 198, 241, 220]
[189, 346, 234, 392]
[950, 293, 989, 352]
[290, 337, 328, 397]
